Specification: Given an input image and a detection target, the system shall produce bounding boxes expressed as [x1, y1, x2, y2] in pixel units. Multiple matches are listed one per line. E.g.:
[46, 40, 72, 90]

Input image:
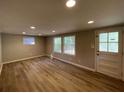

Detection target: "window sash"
[99, 32, 119, 53]
[63, 36, 75, 55]
[54, 37, 62, 53]
[23, 37, 35, 45]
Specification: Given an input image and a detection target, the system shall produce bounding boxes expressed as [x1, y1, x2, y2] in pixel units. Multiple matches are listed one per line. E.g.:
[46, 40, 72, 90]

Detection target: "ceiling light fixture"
[88, 21, 94, 24]
[30, 26, 36, 30]
[52, 30, 55, 33]
[38, 34, 42, 36]
[22, 32, 26, 34]
[66, 0, 76, 8]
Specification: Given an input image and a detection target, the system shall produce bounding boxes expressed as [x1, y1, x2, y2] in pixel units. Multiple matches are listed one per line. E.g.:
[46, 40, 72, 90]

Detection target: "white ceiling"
[0, 0, 124, 36]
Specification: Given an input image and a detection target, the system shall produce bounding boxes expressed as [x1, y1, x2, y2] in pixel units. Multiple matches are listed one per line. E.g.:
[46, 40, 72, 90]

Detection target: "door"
[96, 28, 122, 79]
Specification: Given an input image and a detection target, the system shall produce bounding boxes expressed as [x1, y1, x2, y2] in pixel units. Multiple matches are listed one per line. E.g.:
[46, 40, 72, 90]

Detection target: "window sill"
[53, 52, 62, 54]
[63, 53, 76, 57]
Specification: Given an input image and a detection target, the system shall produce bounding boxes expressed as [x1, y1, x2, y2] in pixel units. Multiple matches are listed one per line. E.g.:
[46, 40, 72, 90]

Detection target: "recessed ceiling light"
[88, 21, 94, 24]
[22, 32, 26, 34]
[38, 34, 42, 36]
[30, 26, 36, 30]
[52, 30, 55, 33]
[66, 0, 76, 8]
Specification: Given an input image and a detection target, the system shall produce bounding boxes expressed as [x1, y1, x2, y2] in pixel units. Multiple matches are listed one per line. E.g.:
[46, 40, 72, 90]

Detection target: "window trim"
[99, 31, 119, 53]
[23, 36, 35, 45]
[53, 37, 62, 53]
[63, 35, 76, 56]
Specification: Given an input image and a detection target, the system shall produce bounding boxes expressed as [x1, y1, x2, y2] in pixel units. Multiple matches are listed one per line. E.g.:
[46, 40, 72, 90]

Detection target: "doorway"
[95, 28, 123, 79]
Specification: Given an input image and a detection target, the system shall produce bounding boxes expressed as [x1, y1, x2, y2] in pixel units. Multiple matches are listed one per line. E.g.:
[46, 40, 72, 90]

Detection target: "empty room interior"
[0, 0, 124, 92]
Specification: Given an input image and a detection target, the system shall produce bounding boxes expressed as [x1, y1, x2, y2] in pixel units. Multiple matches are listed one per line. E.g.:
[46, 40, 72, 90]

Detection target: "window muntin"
[64, 36, 75, 55]
[54, 37, 62, 53]
[99, 32, 119, 53]
[108, 43, 118, 53]
[109, 32, 119, 42]
[100, 33, 108, 42]
[23, 37, 35, 45]
[99, 43, 108, 52]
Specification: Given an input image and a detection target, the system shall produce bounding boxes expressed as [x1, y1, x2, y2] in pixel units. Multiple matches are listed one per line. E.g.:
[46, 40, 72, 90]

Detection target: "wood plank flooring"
[0, 57, 124, 92]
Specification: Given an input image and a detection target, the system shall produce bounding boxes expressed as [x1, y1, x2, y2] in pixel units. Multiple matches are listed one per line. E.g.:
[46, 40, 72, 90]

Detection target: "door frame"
[95, 27, 123, 80]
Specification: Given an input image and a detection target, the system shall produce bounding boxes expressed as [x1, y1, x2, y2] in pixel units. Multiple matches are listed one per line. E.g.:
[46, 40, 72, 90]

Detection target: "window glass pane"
[109, 32, 119, 42]
[64, 36, 75, 55]
[99, 43, 107, 52]
[23, 37, 35, 45]
[108, 43, 118, 53]
[99, 33, 107, 42]
[54, 37, 61, 53]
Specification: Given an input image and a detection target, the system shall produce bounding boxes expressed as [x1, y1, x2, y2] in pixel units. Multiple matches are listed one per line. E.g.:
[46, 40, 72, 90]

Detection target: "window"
[23, 37, 35, 45]
[99, 32, 119, 53]
[64, 36, 75, 55]
[54, 37, 62, 53]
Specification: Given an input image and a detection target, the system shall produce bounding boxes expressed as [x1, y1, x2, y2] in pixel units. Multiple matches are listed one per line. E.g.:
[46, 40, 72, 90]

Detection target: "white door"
[96, 28, 122, 79]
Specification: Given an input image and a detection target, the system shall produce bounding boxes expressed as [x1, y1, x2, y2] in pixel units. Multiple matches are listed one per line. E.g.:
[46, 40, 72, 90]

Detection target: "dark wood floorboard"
[0, 57, 124, 92]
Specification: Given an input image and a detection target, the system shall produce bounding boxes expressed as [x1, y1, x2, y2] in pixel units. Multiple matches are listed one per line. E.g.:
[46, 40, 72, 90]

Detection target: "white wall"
[122, 31, 124, 81]
[123, 56, 124, 81]
[123, 58, 124, 81]
[0, 33, 2, 63]
[2, 33, 46, 62]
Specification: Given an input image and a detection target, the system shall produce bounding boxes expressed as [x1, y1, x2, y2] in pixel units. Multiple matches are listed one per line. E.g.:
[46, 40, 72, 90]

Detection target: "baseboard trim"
[2, 55, 46, 64]
[46, 54, 50, 57]
[0, 64, 3, 76]
[53, 56, 95, 72]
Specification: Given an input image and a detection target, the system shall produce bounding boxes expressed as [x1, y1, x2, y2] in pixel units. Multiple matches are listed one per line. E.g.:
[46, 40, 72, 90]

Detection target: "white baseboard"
[0, 64, 3, 76]
[2, 55, 45, 64]
[46, 54, 51, 57]
[52, 56, 95, 72]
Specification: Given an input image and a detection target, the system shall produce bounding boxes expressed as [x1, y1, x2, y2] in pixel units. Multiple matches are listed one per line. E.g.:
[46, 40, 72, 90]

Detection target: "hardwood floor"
[0, 57, 124, 92]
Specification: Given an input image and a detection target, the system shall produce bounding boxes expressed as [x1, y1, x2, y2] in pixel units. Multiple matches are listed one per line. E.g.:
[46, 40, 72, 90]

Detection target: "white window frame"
[53, 37, 62, 53]
[23, 37, 35, 45]
[63, 35, 76, 56]
[99, 31, 119, 53]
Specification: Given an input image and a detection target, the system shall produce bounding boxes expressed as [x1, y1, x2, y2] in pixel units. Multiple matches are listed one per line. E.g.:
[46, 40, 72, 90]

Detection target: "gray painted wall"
[2, 33, 46, 62]
[46, 30, 95, 70]
[0, 33, 2, 63]
[122, 31, 124, 81]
